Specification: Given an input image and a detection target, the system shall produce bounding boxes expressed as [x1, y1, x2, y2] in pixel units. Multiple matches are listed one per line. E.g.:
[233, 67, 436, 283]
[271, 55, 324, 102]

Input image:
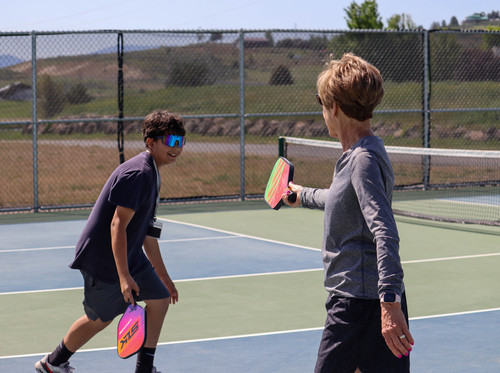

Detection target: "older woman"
[284, 53, 413, 373]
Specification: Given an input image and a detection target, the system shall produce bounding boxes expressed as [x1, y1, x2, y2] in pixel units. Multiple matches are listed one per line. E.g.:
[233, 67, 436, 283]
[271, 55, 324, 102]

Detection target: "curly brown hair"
[141, 109, 186, 143]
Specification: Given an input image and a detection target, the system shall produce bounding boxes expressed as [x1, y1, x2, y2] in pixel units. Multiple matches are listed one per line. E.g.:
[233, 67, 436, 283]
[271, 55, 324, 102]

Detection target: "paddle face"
[117, 303, 147, 359]
[265, 157, 295, 210]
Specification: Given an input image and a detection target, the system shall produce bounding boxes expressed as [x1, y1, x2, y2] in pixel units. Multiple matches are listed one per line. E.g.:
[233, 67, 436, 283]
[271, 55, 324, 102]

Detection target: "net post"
[278, 136, 286, 157]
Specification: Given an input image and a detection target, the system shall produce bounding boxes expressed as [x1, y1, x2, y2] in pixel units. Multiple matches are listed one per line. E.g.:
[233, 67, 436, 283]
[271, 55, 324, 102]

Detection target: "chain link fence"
[0, 29, 499, 212]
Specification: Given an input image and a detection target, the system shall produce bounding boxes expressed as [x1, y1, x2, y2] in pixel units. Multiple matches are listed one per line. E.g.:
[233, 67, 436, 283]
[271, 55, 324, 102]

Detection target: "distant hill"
[0, 55, 25, 68]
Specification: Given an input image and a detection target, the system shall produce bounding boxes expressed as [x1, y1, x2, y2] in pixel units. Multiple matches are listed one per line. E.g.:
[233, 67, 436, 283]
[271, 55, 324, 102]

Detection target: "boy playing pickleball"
[35, 110, 185, 373]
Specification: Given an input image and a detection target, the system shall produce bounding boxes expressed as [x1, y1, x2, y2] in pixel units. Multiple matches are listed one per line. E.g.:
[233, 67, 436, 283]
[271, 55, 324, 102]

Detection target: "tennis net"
[279, 136, 500, 226]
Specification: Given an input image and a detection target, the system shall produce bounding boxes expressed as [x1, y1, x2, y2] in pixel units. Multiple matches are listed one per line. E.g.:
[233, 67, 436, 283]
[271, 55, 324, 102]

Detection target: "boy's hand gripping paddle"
[264, 157, 297, 210]
[117, 298, 147, 359]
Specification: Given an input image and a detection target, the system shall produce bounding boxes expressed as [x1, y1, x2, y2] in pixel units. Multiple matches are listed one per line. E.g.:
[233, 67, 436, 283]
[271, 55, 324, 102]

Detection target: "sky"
[2, 0, 499, 32]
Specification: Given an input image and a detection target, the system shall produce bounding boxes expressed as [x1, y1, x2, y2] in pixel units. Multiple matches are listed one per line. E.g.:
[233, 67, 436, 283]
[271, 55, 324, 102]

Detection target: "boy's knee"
[159, 297, 170, 311]
[146, 298, 170, 314]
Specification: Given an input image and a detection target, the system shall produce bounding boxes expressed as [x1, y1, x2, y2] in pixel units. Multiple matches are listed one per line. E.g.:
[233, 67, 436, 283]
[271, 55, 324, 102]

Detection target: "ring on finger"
[399, 335, 406, 339]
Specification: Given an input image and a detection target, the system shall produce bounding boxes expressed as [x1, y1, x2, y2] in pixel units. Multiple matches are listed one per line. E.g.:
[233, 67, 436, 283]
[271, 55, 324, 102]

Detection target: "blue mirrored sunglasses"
[155, 135, 186, 148]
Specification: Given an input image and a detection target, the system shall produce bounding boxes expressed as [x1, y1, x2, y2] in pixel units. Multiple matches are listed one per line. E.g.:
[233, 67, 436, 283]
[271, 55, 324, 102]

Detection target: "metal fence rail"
[0, 29, 499, 212]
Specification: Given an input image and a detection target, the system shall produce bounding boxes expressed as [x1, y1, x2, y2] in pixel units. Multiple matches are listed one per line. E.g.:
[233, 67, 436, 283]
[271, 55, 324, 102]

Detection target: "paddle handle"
[288, 192, 297, 203]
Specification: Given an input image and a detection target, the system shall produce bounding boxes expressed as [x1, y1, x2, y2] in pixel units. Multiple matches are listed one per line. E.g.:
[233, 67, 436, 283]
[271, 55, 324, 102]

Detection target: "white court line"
[0, 245, 74, 253]
[158, 217, 321, 252]
[0, 287, 84, 296]
[410, 307, 500, 320]
[3, 307, 500, 360]
[173, 268, 322, 282]
[0, 236, 244, 253]
[402, 252, 500, 264]
[3, 249, 499, 295]
[159, 235, 244, 243]
[2, 244, 499, 297]
[0, 268, 323, 296]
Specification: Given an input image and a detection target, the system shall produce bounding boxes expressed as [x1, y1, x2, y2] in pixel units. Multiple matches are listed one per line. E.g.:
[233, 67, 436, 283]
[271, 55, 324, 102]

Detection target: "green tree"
[387, 13, 418, 30]
[38, 74, 65, 118]
[488, 11, 499, 20]
[344, 0, 383, 30]
[430, 21, 441, 29]
[449, 16, 459, 29]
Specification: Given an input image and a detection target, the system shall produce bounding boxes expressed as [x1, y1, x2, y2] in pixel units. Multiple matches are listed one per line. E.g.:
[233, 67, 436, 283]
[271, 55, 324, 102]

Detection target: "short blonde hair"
[317, 53, 384, 121]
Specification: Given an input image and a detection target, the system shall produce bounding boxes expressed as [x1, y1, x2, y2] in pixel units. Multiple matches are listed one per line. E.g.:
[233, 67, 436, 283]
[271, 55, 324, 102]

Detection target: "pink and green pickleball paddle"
[264, 157, 296, 210]
[117, 301, 147, 359]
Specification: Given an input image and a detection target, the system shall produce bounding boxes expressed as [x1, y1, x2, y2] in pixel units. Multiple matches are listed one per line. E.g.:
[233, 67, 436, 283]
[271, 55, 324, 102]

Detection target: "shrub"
[67, 83, 93, 104]
[38, 74, 65, 117]
[269, 65, 294, 85]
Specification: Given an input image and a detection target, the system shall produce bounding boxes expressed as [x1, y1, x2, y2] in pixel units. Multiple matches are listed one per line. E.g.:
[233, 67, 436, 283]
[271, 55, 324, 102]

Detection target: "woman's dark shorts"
[315, 293, 410, 373]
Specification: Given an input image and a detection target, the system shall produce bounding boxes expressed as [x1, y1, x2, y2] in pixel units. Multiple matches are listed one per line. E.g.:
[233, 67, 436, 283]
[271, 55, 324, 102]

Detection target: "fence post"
[422, 30, 431, 189]
[31, 32, 39, 212]
[117, 32, 125, 164]
[239, 31, 245, 201]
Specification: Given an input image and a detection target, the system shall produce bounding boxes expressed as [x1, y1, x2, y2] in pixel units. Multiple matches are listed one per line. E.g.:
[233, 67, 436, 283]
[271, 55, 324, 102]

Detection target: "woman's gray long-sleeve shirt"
[300, 135, 404, 299]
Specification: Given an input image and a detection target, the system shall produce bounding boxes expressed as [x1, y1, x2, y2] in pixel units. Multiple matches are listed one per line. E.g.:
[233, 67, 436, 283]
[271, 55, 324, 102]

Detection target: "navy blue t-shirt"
[70, 151, 158, 283]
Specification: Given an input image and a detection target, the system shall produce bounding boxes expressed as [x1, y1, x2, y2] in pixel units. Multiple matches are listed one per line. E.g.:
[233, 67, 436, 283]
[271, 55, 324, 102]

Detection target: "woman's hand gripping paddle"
[264, 157, 296, 210]
[117, 296, 147, 359]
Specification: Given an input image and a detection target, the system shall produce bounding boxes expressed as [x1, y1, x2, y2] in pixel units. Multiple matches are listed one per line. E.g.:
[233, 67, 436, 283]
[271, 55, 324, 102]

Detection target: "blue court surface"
[1, 206, 499, 372]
